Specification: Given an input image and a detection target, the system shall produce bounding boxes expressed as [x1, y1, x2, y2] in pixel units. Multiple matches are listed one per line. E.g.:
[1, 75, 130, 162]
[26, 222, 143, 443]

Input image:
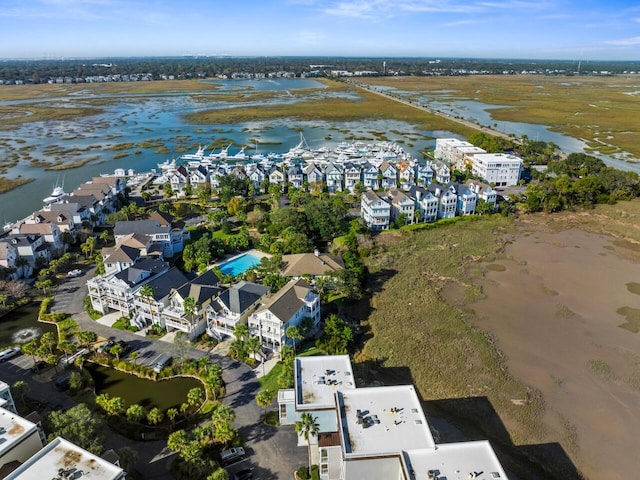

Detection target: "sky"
[1, 0, 640, 61]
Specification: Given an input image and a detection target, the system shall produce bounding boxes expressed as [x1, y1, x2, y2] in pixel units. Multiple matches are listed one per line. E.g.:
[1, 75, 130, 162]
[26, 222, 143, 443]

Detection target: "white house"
[343, 163, 362, 192]
[379, 161, 397, 189]
[448, 182, 477, 216]
[471, 153, 523, 187]
[467, 180, 498, 211]
[386, 188, 415, 225]
[248, 279, 320, 352]
[360, 190, 391, 230]
[206, 281, 270, 339]
[431, 160, 451, 184]
[408, 186, 439, 223]
[361, 163, 380, 190]
[428, 184, 457, 219]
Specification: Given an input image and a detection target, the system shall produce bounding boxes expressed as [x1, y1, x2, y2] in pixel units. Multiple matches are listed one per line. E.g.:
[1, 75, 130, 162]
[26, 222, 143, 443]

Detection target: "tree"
[147, 407, 164, 425]
[167, 408, 179, 430]
[207, 469, 230, 480]
[233, 323, 249, 342]
[167, 429, 189, 454]
[295, 412, 319, 468]
[256, 388, 272, 413]
[46, 403, 105, 454]
[129, 351, 139, 365]
[286, 325, 303, 352]
[117, 446, 139, 473]
[245, 335, 262, 362]
[35, 277, 54, 295]
[317, 314, 353, 355]
[110, 343, 123, 361]
[126, 404, 147, 423]
[183, 296, 198, 328]
[40, 332, 57, 355]
[22, 339, 38, 365]
[0, 293, 7, 308]
[58, 340, 75, 362]
[187, 387, 205, 408]
[12, 380, 29, 404]
[76, 330, 97, 350]
[139, 284, 155, 324]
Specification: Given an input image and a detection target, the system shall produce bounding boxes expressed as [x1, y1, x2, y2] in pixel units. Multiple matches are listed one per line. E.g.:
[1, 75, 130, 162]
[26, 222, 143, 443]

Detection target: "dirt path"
[470, 227, 640, 480]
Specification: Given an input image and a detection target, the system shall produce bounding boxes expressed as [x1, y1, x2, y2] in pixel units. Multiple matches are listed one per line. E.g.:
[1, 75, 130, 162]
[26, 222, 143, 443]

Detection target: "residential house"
[63, 194, 105, 226]
[414, 162, 434, 187]
[3, 234, 49, 268]
[408, 186, 438, 223]
[16, 222, 65, 257]
[361, 163, 380, 190]
[189, 165, 210, 187]
[343, 163, 362, 193]
[396, 161, 414, 187]
[102, 233, 159, 274]
[73, 182, 116, 219]
[304, 163, 324, 193]
[206, 281, 270, 339]
[324, 163, 344, 193]
[230, 166, 247, 181]
[427, 183, 457, 219]
[386, 188, 415, 225]
[208, 166, 228, 191]
[447, 182, 477, 216]
[269, 166, 287, 190]
[249, 165, 268, 192]
[87, 257, 169, 316]
[144, 211, 189, 255]
[131, 267, 190, 330]
[379, 161, 397, 189]
[114, 214, 187, 258]
[281, 251, 344, 279]
[431, 159, 451, 184]
[163, 270, 220, 340]
[287, 165, 305, 189]
[248, 279, 320, 352]
[467, 179, 498, 211]
[90, 176, 126, 197]
[0, 242, 22, 280]
[48, 201, 92, 234]
[26, 210, 75, 239]
[168, 166, 189, 196]
[360, 190, 390, 231]
[277, 355, 509, 480]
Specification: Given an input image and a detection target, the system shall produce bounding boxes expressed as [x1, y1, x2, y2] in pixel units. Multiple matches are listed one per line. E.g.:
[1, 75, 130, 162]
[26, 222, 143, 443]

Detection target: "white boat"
[208, 144, 231, 160]
[180, 144, 208, 161]
[230, 146, 247, 161]
[43, 185, 68, 205]
[284, 132, 310, 159]
[158, 158, 177, 171]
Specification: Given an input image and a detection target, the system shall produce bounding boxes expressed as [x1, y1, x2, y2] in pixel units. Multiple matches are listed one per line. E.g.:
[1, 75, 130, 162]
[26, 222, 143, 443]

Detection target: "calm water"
[219, 253, 262, 277]
[86, 362, 202, 411]
[0, 79, 440, 222]
[0, 302, 57, 347]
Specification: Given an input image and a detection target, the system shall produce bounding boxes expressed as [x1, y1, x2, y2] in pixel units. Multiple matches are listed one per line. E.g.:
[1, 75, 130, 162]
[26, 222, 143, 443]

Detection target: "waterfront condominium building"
[470, 153, 523, 187]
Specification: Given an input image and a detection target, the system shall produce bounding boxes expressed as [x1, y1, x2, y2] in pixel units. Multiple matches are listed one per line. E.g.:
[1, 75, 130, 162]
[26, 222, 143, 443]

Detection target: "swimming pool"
[218, 253, 262, 277]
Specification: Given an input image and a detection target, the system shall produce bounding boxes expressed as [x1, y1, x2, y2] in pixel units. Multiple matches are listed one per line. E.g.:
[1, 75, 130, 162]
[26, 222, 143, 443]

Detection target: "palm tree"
[286, 325, 303, 353]
[182, 296, 198, 328]
[295, 412, 319, 468]
[139, 284, 155, 326]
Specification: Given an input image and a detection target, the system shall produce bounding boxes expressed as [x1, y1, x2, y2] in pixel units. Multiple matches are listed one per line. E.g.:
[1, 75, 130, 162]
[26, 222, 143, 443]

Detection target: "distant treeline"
[1, 56, 640, 84]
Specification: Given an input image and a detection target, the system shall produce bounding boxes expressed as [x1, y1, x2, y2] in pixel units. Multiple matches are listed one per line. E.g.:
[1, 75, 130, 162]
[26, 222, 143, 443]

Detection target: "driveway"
[47, 269, 308, 479]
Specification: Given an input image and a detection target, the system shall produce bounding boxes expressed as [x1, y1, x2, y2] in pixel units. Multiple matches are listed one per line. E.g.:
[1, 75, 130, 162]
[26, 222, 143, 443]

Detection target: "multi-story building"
[16, 222, 65, 257]
[5, 436, 125, 480]
[379, 161, 397, 189]
[407, 186, 438, 223]
[471, 153, 523, 187]
[0, 406, 46, 473]
[428, 184, 457, 219]
[278, 355, 509, 480]
[360, 190, 390, 231]
[0, 242, 21, 280]
[343, 163, 362, 192]
[467, 180, 498, 211]
[386, 188, 415, 225]
[4, 234, 50, 268]
[206, 281, 270, 340]
[431, 160, 451, 184]
[287, 165, 305, 189]
[447, 182, 477, 216]
[248, 279, 320, 353]
[361, 163, 380, 190]
[304, 163, 324, 192]
[324, 163, 344, 193]
[414, 162, 434, 186]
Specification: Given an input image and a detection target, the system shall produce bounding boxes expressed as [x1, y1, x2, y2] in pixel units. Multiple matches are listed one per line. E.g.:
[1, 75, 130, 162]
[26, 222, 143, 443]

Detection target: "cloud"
[604, 36, 640, 46]
[442, 18, 484, 27]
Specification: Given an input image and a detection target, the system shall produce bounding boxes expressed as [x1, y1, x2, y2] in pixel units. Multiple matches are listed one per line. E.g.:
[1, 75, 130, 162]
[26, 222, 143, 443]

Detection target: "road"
[346, 80, 517, 142]
[33, 269, 308, 479]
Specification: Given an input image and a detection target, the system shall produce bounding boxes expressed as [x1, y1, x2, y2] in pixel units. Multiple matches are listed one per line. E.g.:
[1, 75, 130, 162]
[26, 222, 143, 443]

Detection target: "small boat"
[180, 144, 208, 161]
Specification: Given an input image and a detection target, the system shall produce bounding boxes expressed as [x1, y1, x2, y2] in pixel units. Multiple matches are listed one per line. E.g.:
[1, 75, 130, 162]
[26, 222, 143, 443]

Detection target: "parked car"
[232, 469, 253, 480]
[0, 347, 21, 362]
[31, 360, 48, 373]
[152, 354, 173, 373]
[116, 340, 132, 356]
[54, 371, 72, 390]
[97, 340, 115, 354]
[220, 447, 245, 466]
[67, 269, 82, 277]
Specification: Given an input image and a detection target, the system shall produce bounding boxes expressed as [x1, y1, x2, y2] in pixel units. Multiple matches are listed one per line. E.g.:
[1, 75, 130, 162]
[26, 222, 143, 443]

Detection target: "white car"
[67, 269, 82, 277]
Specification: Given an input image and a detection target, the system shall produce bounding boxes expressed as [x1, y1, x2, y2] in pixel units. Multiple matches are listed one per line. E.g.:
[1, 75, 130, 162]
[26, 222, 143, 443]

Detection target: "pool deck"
[214, 249, 271, 268]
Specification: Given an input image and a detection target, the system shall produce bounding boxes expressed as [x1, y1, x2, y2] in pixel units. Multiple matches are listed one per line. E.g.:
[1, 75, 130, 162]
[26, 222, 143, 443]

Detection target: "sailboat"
[284, 132, 310, 159]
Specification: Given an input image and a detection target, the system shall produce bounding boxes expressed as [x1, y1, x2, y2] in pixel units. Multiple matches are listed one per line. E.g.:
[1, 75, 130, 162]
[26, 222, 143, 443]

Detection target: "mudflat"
[470, 227, 640, 480]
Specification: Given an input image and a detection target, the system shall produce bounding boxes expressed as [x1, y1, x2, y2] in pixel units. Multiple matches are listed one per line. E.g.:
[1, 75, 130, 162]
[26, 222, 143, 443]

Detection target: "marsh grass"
[626, 282, 640, 295]
[0, 176, 34, 194]
[359, 75, 640, 157]
[617, 306, 640, 333]
[362, 215, 546, 446]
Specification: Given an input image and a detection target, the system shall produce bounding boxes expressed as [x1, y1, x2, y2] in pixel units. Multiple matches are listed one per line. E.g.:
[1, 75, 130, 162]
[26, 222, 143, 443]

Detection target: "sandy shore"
[470, 227, 640, 480]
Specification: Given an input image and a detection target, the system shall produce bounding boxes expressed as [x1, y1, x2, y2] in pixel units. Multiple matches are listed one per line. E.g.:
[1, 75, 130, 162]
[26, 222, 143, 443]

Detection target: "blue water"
[218, 253, 261, 277]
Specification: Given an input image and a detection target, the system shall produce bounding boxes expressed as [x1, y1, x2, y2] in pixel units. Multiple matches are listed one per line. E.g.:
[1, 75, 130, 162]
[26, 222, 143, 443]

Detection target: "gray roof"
[114, 220, 170, 237]
[261, 278, 314, 322]
[114, 258, 168, 287]
[219, 281, 270, 314]
[140, 267, 190, 300]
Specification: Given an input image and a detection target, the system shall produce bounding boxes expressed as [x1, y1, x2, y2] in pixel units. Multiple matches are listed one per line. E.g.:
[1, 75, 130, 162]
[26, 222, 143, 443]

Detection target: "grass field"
[358, 200, 640, 479]
[359, 75, 640, 158]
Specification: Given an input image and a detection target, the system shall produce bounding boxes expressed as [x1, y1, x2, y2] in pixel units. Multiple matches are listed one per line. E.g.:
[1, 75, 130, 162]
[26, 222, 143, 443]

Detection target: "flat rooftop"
[337, 385, 435, 457]
[0, 406, 38, 456]
[295, 355, 355, 410]
[407, 441, 508, 480]
[5, 437, 124, 480]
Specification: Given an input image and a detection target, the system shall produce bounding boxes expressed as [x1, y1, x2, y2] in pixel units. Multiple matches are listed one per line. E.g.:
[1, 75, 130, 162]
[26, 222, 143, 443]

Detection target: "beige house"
[281, 252, 344, 278]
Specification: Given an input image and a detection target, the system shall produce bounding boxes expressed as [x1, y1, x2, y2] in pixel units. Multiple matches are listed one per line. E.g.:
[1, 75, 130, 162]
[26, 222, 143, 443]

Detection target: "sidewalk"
[254, 355, 280, 379]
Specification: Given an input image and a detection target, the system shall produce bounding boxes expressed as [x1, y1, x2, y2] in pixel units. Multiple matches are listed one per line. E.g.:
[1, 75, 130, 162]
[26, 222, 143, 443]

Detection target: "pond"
[86, 363, 202, 411]
[0, 303, 57, 347]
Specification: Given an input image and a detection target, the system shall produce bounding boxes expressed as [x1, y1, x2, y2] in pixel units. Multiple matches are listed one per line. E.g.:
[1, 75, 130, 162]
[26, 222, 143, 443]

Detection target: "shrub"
[296, 466, 310, 480]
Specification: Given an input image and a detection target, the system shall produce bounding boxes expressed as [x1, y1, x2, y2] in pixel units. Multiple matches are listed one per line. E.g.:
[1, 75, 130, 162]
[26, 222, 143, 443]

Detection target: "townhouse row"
[361, 179, 498, 230]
